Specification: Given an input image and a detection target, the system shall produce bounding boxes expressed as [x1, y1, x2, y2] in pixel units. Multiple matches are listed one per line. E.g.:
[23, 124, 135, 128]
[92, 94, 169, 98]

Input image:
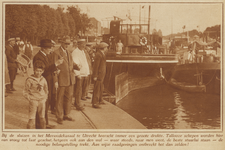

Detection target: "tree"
[203, 25, 220, 39]
[67, 6, 82, 34]
[55, 9, 64, 38]
[59, 9, 70, 36]
[67, 13, 76, 37]
[21, 5, 39, 42]
[35, 5, 48, 41]
[5, 5, 26, 39]
[80, 13, 91, 35]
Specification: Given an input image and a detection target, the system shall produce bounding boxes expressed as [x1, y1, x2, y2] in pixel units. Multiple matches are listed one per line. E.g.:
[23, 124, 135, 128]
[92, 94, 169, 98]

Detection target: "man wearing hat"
[5, 38, 18, 92]
[52, 36, 80, 124]
[33, 39, 64, 129]
[72, 39, 91, 111]
[92, 42, 109, 108]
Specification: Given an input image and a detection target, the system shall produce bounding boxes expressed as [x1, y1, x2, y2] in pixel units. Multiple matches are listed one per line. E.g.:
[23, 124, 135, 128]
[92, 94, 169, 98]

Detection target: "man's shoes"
[11, 88, 16, 91]
[81, 97, 87, 100]
[46, 124, 56, 129]
[63, 116, 75, 121]
[99, 101, 106, 105]
[6, 90, 13, 94]
[86, 96, 91, 99]
[51, 110, 56, 115]
[76, 107, 84, 111]
[57, 119, 63, 124]
[92, 104, 101, 109]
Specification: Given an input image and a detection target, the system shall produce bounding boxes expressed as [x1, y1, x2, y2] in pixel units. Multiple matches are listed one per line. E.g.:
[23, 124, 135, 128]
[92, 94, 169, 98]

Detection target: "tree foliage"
[5, 4, 92, 44]
[203, 25, 220, 39]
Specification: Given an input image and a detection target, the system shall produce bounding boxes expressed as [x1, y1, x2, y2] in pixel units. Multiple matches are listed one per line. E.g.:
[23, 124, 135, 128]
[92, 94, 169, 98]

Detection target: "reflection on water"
[117, 84, 220, 129]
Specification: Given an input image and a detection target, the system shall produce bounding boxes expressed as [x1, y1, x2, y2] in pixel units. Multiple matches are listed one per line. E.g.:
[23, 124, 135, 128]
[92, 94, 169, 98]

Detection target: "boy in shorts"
[23, 60, 48, 129]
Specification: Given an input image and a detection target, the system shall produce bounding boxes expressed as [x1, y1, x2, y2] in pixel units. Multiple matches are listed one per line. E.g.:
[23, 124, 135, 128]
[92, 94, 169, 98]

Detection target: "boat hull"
[169, 62, 220, 94]
[103, 54, 178, 102]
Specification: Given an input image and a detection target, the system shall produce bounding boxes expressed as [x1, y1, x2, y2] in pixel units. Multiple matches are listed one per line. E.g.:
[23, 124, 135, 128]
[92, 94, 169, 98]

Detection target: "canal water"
[117, 83, 221, 129]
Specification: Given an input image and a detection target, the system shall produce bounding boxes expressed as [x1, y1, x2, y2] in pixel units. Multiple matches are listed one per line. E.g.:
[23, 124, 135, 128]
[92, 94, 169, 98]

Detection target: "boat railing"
[178, 49, 220, 65]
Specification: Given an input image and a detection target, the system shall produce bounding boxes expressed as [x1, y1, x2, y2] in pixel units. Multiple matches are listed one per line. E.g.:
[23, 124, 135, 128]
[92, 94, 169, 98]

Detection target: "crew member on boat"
[116, 40, 123, 54]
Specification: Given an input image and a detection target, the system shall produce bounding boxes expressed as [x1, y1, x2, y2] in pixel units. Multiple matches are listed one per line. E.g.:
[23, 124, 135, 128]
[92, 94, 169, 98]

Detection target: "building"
[87, 17, 101, 36]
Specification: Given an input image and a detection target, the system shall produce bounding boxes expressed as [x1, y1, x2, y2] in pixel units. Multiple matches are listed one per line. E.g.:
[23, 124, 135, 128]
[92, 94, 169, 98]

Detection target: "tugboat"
[101, 6, 178, 103]
[168, 39, 221, 94]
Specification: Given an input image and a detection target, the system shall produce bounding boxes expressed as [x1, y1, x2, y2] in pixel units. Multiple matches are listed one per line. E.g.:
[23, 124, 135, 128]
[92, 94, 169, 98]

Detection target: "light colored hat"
[98, 42, 109, 49]
[16, 37, 20, 41]
[61, 36, 71, 44]
[20, 41, 24, 45]
[77, 39, 86, 43]
[8, 38, 15, 42]
[193, 35, 199, 38]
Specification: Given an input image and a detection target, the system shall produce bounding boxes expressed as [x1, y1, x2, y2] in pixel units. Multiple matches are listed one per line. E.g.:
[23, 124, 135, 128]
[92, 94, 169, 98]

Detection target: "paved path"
[5, 67, 95, 129]
[4, 46, 146, 130]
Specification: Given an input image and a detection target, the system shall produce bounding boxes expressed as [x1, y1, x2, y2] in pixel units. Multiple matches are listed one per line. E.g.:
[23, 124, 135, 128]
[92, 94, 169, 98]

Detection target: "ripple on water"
[117, 84, 220, 129]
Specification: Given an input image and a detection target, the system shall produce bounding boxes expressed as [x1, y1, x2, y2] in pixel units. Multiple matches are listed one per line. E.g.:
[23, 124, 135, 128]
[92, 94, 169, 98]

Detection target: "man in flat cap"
[52, 36, 80, 124]
[33, 39, 64, 129]
[5, 38, 18, 92]
[72, 39, 90, 111]
[92, 42, 109, 108]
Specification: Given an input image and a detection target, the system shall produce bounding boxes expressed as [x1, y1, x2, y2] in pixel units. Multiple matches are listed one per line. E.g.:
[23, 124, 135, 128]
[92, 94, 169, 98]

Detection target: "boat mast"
[139, 5, 141, 24]
[148, 5, 151, 34]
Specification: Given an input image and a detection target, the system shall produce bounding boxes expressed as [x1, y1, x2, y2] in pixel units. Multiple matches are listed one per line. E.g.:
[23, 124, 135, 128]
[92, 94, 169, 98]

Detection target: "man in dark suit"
[92, 42, 109, 108]
[13, 37, 20, 55]
[53, 36, 80, 124]
[5, 38, 18, 92]
[33, 39, 64, 129]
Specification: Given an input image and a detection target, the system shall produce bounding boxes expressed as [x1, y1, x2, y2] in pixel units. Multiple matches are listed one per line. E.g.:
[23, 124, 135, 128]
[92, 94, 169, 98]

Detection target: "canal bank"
[4, 65, 146, 130]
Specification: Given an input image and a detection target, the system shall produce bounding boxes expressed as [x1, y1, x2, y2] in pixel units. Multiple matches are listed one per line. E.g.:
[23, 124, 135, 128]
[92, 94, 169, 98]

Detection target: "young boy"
[23, 60, 48, 129]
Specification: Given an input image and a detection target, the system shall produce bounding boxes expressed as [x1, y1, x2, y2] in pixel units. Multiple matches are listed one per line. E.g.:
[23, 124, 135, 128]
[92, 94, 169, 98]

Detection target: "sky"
[49, 3, 222, 36]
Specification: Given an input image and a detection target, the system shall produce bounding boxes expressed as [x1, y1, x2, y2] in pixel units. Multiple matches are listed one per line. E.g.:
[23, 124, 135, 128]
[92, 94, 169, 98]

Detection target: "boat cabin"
[103, 20, 165, 55]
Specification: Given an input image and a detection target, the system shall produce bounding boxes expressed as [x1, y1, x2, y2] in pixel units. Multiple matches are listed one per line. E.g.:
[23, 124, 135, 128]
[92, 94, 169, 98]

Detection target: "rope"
[204, 70, 218, 86]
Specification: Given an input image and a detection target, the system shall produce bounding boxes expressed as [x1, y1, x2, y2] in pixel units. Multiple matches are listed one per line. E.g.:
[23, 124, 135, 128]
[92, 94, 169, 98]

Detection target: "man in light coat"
[72, 39, 90, 111]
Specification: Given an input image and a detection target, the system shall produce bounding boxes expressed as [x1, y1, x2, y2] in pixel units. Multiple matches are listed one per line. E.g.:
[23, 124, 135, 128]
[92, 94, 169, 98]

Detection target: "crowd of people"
[5, 36, 109, 129]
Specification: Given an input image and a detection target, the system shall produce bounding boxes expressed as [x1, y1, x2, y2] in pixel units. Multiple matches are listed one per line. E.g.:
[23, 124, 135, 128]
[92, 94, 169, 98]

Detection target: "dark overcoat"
[33, 50, 57, 82]
[5, 44, 18, 69]
[92, 50, 106, 82]
[13, 43, 20, 55]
